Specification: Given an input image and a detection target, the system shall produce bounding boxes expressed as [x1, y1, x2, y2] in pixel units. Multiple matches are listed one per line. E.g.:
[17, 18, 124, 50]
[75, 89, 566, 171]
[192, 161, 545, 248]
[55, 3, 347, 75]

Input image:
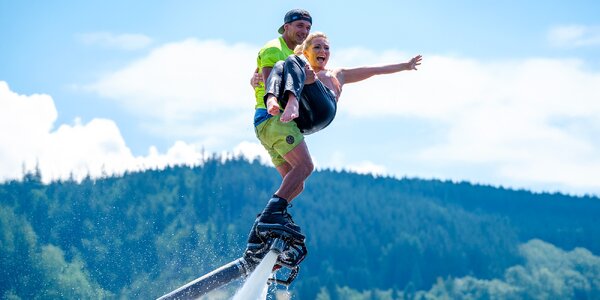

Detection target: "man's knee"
[299, 159, 314, 178]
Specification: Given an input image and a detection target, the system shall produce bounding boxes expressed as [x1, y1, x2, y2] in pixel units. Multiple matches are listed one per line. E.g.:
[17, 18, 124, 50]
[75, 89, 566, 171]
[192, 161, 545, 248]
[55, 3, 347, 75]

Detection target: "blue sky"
[2, 0, 600, 195]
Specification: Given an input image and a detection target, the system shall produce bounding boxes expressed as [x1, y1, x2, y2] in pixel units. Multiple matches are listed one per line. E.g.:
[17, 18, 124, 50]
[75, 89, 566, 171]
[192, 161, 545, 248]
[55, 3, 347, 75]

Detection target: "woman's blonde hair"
[294, 31, 329, 55]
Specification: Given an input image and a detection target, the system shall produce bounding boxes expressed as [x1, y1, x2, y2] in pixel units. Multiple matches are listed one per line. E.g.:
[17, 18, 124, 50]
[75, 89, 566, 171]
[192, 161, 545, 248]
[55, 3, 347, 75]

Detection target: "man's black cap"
[278, 9, 312, 34]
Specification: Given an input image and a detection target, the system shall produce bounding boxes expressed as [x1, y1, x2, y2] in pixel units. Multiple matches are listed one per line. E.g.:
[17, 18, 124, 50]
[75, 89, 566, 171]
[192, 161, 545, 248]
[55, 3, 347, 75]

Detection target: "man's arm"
[261, 67, 273, 86]
[338, 55, 422, 85]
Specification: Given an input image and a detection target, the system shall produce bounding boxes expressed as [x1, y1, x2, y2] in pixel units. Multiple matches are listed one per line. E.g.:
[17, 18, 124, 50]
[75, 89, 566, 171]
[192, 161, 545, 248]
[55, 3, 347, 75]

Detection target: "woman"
[264, 31, 422, 135]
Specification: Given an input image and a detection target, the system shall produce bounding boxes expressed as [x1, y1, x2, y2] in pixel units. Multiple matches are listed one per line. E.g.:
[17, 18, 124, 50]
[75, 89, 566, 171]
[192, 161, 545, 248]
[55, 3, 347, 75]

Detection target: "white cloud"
[135, 141, 207, 170]
[0, 81, 57, 177]
[325, 150, 388, 176]
[0, 81, 208, 183]
[84, 38, 258, 145]
[547, 25, 600, 48]
[230, 141, 271, 165]
[345, 161, 387, 176]
[78, 32, 153, 50]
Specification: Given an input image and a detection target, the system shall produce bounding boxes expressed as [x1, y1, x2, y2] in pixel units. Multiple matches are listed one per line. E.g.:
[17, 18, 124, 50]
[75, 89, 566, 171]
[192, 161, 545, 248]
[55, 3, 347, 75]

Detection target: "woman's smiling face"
[304, 36, 330, 71]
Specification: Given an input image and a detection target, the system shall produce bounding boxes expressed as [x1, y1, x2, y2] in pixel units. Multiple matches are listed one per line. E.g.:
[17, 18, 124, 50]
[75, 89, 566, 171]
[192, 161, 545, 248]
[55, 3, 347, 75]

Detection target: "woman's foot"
[266, 95, 281, 115]
[280, 96, 299, 122]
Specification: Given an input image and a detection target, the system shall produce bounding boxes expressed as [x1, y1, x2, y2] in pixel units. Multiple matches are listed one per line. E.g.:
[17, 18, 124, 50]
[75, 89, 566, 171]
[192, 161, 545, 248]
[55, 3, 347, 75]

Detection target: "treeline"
[316, 239, 600, 300]
[1, 157, 599, 299]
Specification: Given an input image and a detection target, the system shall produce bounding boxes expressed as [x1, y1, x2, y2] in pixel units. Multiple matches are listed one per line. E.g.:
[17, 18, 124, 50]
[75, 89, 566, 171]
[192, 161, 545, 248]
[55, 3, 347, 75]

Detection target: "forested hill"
[1, 157, 599, 299]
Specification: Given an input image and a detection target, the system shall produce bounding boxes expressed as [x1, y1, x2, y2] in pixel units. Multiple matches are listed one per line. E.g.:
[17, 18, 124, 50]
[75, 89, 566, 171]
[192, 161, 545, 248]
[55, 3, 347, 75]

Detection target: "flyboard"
[156, 223, 308, 300]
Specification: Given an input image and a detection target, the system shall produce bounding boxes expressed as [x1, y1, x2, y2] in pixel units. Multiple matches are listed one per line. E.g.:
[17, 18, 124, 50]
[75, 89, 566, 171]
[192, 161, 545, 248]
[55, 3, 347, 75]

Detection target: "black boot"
[257, 195, 293, 226]
[256, 195, 304, 241]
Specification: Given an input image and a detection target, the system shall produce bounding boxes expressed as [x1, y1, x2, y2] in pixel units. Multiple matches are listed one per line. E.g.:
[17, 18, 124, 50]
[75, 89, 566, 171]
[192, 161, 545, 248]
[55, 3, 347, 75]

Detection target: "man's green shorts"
[255, 116, 304, 167]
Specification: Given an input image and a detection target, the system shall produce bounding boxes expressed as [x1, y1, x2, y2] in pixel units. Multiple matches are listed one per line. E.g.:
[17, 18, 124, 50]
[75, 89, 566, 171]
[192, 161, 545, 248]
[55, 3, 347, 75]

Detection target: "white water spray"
[232, 250, 279, 300]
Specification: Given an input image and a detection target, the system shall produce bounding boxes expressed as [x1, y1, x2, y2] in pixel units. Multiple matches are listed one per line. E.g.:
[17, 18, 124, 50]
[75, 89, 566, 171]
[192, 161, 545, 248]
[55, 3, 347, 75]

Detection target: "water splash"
[232, 250, 278, 300]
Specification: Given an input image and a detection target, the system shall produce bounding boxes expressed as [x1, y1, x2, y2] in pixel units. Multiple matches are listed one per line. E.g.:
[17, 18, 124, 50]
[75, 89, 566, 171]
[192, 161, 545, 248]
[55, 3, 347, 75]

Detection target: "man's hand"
[250, 72, 264, 88]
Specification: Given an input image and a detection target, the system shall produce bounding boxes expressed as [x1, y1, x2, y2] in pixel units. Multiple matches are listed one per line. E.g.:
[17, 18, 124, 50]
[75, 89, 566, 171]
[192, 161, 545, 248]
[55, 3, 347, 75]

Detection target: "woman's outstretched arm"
[337, 55, 422, 85]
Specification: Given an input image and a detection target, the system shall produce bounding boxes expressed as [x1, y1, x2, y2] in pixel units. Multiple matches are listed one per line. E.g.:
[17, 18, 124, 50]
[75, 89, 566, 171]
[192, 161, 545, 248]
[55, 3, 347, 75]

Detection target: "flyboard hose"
[156, 223, 308, 300]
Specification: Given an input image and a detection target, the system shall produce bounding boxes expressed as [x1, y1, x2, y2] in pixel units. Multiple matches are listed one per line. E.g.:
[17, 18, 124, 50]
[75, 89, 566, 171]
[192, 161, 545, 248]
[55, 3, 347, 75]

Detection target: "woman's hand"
[407, 55, 423, 70]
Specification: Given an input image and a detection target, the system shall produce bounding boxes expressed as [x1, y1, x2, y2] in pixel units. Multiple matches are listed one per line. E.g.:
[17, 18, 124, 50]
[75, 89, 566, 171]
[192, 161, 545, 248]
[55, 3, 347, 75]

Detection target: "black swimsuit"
[264, 55, 337, 135]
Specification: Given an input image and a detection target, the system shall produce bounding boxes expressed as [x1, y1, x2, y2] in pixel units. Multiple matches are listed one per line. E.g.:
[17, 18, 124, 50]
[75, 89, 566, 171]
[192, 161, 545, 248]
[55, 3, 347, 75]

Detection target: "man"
[245, 9, 315, 258]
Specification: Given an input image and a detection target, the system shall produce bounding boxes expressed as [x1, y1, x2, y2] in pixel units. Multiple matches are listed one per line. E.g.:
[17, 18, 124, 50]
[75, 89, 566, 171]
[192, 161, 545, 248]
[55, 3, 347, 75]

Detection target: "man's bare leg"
[274, 140, 314, 201]
[275, 162, 304, 202]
